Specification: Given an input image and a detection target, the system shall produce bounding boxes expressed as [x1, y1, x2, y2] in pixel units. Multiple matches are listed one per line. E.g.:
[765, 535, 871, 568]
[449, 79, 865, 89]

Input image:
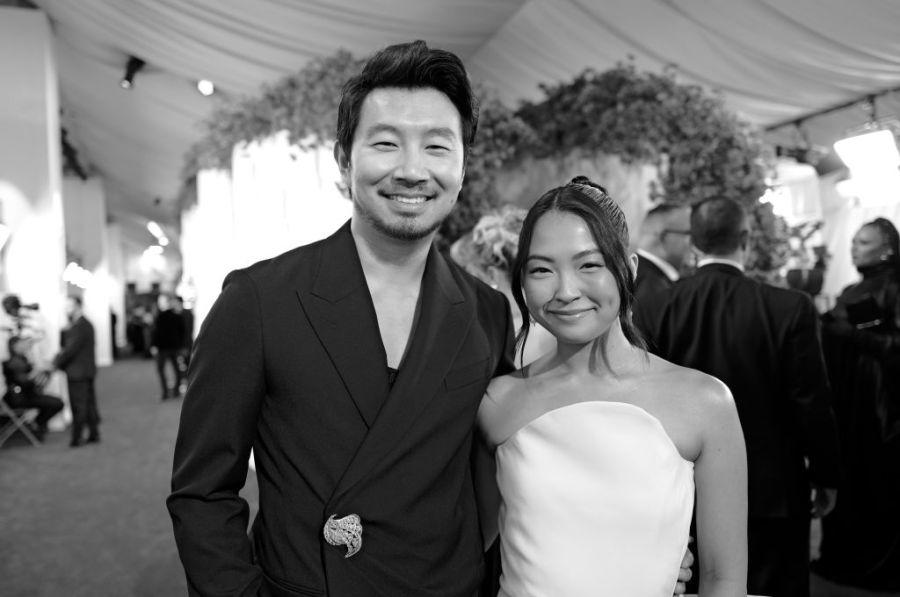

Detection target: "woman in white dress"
[476, 177, 748, 596]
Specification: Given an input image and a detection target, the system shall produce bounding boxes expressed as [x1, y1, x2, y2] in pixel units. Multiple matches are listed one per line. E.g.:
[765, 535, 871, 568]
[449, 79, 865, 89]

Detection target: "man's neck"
[697, 252, 745, 271]
[351, 218, 432, 285]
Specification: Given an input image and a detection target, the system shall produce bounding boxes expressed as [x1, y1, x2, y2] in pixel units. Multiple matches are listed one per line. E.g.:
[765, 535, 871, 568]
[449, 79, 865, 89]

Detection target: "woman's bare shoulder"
[646, 354, 735, 411]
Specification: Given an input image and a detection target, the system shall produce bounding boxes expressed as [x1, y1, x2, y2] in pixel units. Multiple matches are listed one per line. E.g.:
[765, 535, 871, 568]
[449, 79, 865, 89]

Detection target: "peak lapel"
[297, 223, 388, 428]
[328, 247, 474, 504]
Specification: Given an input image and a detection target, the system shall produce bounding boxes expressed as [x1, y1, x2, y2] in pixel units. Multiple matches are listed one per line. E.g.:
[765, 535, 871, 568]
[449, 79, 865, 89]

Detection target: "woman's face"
[522, 211, 621, 347]
[851, 225, 889, 268]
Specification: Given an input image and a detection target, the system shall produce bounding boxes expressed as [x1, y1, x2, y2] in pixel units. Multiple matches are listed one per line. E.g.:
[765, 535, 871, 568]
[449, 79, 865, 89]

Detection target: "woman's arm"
[694, 377, 748, 597]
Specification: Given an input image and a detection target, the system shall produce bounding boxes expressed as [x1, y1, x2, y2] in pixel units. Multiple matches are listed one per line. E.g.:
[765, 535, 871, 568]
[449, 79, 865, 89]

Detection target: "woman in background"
[814, 217, 900, 591]
[477, 177, 747, 596]
[450, 206, 555, 365]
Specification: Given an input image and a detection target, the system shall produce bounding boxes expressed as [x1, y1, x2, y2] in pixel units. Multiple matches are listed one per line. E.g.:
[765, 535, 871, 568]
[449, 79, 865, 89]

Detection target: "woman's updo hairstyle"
[510, 176, 645, 360]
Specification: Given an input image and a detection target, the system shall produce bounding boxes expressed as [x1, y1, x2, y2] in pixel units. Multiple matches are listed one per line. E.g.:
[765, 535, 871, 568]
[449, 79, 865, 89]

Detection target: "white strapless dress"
[495, 401, 694, 597]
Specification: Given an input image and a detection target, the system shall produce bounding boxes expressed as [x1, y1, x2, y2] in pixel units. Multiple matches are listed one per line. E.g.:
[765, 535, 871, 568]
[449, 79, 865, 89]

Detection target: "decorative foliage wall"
[182, 53, 787, 274]
[515, 63, 782, 274]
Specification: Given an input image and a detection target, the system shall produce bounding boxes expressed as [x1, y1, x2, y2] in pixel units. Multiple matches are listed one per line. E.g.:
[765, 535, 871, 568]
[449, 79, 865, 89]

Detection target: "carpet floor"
[2, 359, 897, 597]
[0, 358, 259, 597]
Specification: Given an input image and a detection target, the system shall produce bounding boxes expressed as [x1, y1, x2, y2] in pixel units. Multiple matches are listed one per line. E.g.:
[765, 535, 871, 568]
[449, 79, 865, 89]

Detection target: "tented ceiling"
[22, 0, 900, 228]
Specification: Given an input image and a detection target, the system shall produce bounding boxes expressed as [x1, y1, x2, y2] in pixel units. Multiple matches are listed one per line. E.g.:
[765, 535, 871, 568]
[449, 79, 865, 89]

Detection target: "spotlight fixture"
[120, 56, 145, 89]
[197, 79, 215, 96]
[146, 220, 164, 239]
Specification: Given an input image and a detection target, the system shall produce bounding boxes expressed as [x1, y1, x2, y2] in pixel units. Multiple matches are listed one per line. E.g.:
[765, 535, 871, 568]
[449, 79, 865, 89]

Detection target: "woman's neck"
[549, 320, 644, 380]
[857, 261, 897, 279]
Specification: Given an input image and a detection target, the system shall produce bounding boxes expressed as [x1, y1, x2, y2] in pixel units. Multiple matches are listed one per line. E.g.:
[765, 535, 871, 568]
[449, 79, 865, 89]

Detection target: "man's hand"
[31, 369, 51, 388]
[673, 538, 694, 596]
[811, 486, 837, 518]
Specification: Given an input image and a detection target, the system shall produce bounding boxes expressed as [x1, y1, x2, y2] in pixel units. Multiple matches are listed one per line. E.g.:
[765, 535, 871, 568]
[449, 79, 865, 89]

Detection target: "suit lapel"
[298, 223, 389, 428]
[328, 246, 475, 504]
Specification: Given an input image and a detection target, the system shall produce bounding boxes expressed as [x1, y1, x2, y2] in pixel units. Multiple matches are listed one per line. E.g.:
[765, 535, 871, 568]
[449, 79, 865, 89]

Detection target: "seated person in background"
[2, 336, 63, 440]
[450, 206, 556, 365]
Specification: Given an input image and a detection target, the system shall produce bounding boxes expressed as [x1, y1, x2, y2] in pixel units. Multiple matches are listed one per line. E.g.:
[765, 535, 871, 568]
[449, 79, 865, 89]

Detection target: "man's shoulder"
[233, 229, 342, 289]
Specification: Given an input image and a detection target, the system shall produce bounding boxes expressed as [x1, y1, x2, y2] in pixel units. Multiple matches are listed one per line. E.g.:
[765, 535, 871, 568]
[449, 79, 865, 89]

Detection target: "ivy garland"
[182, 54, 787, 274]
[515, 63, 785, 274]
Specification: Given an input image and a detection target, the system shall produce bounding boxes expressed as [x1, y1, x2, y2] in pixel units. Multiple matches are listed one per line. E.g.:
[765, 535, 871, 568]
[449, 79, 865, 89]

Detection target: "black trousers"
[5, 391, 63, 429]
[686, 514, 810, 597]
[748, 515, 811, 597]
[68, 378, 99, 442]
[155, 348, 183, 395]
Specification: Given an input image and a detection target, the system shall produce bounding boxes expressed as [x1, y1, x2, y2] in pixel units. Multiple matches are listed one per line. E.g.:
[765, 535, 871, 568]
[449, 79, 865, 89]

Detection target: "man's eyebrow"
[362, 123, 399, 137]
[361, 124, 459, 139]
[426, 127, 458, 140]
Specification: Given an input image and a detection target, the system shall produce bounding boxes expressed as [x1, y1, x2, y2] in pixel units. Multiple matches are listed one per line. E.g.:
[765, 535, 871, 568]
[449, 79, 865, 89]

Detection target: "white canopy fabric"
[26, 0, 900, 227]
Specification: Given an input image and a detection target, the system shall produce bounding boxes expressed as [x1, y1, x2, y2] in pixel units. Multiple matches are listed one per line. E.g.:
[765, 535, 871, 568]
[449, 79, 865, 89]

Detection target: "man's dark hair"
[691, 198, 747, 255]
[335, 40, 478, 162]
[2, 294, 21, 315]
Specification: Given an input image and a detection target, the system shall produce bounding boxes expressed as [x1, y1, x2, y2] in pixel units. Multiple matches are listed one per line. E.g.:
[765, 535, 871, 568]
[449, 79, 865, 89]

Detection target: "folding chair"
[0, 397, 42, 447]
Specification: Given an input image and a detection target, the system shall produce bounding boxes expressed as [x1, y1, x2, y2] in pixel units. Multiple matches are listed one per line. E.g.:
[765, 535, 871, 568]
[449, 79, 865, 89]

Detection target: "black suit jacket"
[53, 316, 96, 380]
[646, 263, 840, 518]
[632, 253, 676, 338]
[167, 223, 515, 597]
[151, 310, 186, 350]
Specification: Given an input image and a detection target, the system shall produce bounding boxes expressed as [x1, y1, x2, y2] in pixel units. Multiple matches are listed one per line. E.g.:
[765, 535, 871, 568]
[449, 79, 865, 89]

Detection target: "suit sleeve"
[494, 292, 516, 377]
[167, 270, 266, 597]
[786, 295, 841, 488]
[52, 324, 86, 370]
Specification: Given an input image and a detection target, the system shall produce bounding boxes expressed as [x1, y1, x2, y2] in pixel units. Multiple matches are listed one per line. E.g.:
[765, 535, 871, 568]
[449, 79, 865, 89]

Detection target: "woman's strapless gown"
[495, 401, 694, 597]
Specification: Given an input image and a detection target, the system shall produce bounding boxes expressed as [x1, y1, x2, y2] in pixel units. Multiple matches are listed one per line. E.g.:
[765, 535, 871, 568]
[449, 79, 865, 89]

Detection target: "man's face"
[336, 87, 465, 242]
[660, 208, 692, 269]
[65, 298, 79, 320]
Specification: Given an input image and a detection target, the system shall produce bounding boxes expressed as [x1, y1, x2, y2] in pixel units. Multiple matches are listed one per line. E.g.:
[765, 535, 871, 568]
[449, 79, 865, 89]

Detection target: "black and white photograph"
[1, 1, 899, 596]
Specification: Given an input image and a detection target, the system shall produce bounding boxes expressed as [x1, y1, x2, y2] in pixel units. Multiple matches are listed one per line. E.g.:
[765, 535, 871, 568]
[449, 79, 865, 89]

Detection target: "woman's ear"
[628, 252, 639, 281]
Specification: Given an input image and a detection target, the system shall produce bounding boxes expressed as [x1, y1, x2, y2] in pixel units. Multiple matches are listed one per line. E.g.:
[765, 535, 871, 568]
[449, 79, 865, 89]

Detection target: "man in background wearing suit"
[632, 203, 691, 337]
[645, 197, 840, 597]
[52, 296, 98, 447]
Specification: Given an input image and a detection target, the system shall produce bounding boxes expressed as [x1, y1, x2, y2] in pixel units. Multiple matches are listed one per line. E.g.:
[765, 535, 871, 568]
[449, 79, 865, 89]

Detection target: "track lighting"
[120, 56, 145, 89]
[197, 79, 215, 96]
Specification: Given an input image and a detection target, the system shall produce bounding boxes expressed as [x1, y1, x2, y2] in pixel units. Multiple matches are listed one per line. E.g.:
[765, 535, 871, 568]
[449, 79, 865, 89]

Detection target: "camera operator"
[1, 295, 44, 356]
[2, 336, 63, 441]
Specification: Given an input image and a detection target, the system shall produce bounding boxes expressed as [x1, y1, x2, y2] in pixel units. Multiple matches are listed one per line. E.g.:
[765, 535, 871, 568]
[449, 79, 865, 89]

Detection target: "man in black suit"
[52, 296, 99, 447]
[632, 203, 692, 336]
[151, 294, 186, 400]
[167, 41, 515, 597]
[646, 198, 841, 596]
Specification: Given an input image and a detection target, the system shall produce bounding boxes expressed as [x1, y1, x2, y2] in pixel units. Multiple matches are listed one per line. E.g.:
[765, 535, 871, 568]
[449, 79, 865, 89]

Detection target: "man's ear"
[334, 143, 350, 177]
[739, 229, 750, 251]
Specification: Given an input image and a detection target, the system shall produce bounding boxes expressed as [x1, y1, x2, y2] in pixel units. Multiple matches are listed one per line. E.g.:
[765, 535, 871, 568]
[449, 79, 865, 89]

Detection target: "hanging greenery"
[182, 50, 365, 179]
[514, 63, 784, 275]
[440, 84, 536, 248]
[181, 53, 786, 275]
